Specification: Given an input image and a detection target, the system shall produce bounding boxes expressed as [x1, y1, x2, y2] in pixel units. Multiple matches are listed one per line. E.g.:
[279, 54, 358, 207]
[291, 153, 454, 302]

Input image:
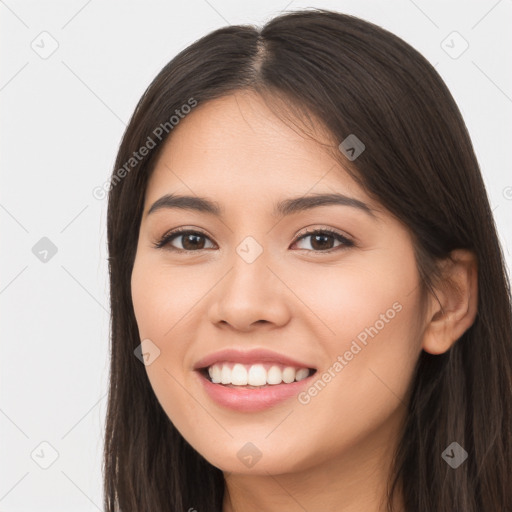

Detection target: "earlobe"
[421, 249, 478, 355]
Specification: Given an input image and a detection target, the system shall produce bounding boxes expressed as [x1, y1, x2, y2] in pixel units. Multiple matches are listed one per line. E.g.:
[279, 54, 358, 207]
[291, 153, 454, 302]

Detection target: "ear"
[421, 249, 478, 355]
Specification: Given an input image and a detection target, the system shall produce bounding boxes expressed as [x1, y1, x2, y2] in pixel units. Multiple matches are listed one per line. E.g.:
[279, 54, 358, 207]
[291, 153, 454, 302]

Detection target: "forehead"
[145, 91, 369, 210]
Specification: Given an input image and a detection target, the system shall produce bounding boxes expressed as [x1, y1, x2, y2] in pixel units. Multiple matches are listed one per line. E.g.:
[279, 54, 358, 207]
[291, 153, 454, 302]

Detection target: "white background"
[1, 1, 511, 510]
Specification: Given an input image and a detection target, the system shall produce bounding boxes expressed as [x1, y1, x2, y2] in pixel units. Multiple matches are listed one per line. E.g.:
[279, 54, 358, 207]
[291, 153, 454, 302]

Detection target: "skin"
[131, 90, 478, 512]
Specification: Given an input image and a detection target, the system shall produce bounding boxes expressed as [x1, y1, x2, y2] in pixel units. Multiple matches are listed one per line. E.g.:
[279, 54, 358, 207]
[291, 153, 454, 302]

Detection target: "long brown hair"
[104, 8, 512, 511]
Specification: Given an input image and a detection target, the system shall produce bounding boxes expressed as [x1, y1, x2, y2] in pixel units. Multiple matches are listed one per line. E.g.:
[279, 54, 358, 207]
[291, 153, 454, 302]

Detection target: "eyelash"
[153, 226, 355, 254]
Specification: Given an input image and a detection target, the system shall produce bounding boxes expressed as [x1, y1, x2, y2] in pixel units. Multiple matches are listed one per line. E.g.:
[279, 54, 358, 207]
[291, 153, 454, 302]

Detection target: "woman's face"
[131, 91, 426, 475]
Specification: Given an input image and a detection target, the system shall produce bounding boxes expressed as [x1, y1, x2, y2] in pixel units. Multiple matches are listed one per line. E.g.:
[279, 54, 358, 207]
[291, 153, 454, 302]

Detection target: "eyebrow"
[146, 192, 377, 219]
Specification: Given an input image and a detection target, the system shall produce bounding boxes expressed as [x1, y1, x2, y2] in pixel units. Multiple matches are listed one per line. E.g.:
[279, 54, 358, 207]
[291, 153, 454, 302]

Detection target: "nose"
[207, 245, 291, 332]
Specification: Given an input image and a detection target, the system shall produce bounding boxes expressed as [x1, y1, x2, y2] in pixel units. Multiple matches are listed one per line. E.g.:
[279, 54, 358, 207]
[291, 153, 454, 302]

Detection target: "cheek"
[290, 246, 421, 347]
[292, 247, 423, 410]
[130, 256, 206, 435]
[131, 254, 206, 340]
[287, 272, 422, 469]
[130, 252, 218, 379]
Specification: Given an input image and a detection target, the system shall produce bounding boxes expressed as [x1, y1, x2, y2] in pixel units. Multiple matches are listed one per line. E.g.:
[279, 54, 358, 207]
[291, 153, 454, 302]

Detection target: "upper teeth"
[207, 363, 310, 386]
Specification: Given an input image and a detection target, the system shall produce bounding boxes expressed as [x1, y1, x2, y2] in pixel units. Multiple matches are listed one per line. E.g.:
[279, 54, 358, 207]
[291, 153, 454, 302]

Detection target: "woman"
[103, 8, 512, 511]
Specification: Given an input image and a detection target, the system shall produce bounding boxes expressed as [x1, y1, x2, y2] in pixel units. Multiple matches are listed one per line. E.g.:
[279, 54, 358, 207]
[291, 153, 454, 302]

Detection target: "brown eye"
[292, 229, 354, 252]
[154, 229, 215, 251]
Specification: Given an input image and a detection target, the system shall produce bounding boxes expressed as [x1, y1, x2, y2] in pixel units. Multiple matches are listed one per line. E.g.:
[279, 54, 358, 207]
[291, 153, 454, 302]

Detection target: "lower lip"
[196, 370, 315, 412]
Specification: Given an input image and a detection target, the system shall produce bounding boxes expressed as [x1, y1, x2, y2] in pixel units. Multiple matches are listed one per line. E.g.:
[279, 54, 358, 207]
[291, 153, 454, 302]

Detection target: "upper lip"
[193, 348, 316, 370]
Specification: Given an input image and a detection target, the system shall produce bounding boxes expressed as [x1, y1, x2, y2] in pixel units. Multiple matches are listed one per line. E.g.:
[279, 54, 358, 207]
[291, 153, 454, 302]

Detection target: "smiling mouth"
[198, 363, 317, 389]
